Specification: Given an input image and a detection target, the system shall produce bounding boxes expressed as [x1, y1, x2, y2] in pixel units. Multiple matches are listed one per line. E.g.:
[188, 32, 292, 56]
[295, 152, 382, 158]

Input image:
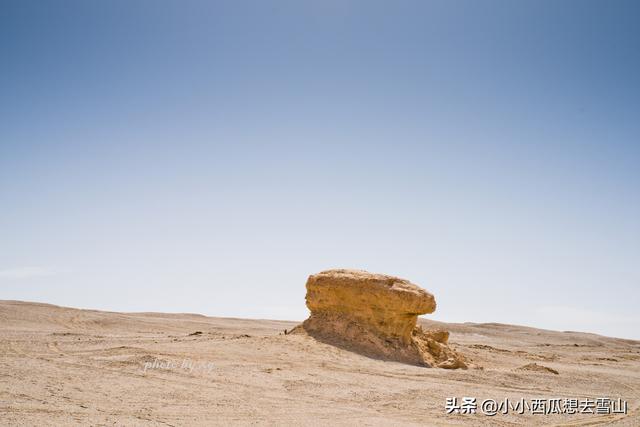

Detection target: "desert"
[2, 1, 639, 426]
[2, 297, 639, 426]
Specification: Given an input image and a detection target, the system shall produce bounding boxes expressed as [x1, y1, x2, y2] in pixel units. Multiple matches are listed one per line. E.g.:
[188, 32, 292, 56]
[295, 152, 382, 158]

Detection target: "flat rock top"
[307, 269, 436, 315]
[315, 269, 414, 282]
[311, 269, 421, 290]
[315, 269, 407, 281]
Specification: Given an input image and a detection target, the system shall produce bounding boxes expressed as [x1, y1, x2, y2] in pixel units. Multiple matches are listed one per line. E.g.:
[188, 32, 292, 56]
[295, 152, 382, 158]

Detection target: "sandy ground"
[1, 300, 639, 426]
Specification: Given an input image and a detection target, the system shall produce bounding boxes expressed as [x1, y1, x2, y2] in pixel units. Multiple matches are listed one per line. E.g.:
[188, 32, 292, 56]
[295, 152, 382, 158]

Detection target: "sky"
[1, 1, 638, 339]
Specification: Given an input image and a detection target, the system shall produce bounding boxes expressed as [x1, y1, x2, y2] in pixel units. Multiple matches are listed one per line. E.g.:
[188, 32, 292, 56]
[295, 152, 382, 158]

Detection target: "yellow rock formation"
[294, 269, 467, 369]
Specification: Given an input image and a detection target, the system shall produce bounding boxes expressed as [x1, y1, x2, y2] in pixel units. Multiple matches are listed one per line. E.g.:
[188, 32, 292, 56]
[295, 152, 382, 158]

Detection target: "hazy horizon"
[1, 1, 639, 339]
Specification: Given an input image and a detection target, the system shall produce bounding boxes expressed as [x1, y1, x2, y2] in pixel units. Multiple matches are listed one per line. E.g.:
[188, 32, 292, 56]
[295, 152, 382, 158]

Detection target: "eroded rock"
[293, 269, 467, 369]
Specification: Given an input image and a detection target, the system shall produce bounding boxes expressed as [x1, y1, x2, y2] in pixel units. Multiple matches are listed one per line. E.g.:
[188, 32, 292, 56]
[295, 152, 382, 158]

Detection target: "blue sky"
[1, 1, 638, 338]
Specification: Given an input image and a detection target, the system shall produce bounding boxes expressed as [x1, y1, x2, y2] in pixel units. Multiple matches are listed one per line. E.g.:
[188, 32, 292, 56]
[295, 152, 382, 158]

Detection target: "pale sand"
[1, 300, 639, 426]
